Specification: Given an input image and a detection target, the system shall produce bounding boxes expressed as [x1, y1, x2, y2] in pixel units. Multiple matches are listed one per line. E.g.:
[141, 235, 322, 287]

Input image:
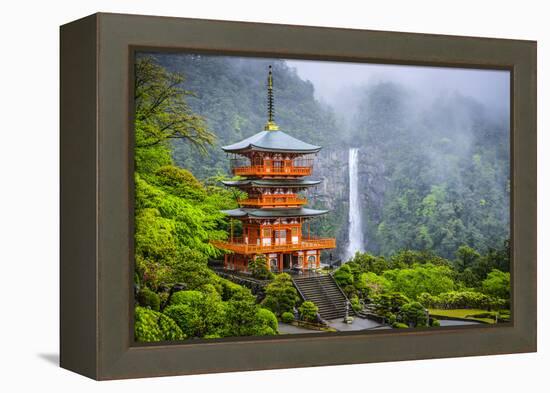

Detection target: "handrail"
[232, 165, 312, 176]
[238, 196, 307, 206]
[211, 238, 336, 254]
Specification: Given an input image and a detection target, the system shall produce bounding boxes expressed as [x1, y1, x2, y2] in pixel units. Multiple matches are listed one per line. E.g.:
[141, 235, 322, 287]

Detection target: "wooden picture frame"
[60, 12, 536, 380]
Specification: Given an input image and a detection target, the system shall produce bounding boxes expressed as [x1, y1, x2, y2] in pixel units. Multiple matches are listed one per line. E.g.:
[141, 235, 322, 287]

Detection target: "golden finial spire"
[264, 65, 279, 131]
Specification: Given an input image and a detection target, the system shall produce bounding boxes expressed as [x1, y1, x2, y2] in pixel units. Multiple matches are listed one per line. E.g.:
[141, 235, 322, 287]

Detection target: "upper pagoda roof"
[221, 130, 322, 154]
[221, 207, 328, 218]
[221, 179, 321, 188]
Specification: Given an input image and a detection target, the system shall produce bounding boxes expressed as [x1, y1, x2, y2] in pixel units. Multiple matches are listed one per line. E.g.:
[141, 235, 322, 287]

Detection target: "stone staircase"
[292, 275, 351, 320]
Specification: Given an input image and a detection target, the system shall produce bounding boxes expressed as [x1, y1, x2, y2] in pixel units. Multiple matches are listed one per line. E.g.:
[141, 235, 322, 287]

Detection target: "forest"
[133, 54, 511, 341]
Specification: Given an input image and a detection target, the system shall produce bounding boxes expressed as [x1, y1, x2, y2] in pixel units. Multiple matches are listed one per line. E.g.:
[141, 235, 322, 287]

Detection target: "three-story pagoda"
[213, 66, 336, 273]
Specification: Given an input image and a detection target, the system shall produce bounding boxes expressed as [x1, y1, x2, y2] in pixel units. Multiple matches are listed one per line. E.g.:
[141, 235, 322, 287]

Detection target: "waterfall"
[346, 147, 365, 260]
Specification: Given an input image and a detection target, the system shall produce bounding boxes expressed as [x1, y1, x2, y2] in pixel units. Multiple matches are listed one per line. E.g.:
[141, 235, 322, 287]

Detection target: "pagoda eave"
[221, 207, 329, 219]
[221, 130, 322, 155]
[221, 179, 322, 188]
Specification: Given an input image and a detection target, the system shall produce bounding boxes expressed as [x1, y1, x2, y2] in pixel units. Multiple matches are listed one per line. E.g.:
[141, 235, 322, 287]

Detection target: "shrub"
[382, 263, 455, 300]
[333, 264, 354, 287]
[165, 290, 227, 338]
[372, 292, 410, 317]
[248, 254, 274, 280]
[134, 306, 185, 342]
[262, 273, 298, 316]
[392, 322, 409, 329]
[388, 314, 397, 325]
[254, 308, 279, 335]
[299, 301, 319, 322]
[137, 287, 161, 311]
[399, 301, 428, 327]
[350, 295, 363, 312]
[482, 269, 510, 300]
[431, 318, 440, 327]
[223, 291, 278, 337]
[220, 278, 250, 300]
[419, 290, 504, 310]
[281, 311, 295, 323]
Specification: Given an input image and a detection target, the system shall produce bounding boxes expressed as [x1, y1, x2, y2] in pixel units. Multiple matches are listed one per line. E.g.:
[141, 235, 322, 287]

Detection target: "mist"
[287, 59, 510, 125]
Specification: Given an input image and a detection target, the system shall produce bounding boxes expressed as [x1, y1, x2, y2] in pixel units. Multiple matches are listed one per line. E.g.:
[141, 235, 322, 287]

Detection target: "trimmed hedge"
[136, 287, 161, 311]
[281, 311, 295, 323]
[134, 306, 185, 342]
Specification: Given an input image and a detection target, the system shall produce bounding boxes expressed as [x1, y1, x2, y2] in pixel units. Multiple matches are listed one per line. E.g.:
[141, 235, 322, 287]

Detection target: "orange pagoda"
[212, 66, 336, 273]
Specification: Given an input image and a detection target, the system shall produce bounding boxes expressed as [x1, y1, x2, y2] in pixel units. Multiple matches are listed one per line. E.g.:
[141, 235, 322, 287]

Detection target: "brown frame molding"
[60, 12, 536, 380]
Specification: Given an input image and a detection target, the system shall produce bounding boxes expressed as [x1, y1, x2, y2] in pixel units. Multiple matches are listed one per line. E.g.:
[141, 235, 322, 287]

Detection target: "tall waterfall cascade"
[345, 147, 365, 260]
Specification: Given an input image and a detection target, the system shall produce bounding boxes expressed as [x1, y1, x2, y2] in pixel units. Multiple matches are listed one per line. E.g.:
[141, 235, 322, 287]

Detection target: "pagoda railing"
[232, 164, 312, 177]
[238, 195, 307, 207]
[230, 157, 314, 177]
[211, 237, 336, 255]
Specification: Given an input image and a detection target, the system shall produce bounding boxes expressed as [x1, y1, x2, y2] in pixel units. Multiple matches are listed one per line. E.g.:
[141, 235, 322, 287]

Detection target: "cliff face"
[307, 147, 348, 258]
[356, 145, 388, 255]
[307, 144, 389, 259]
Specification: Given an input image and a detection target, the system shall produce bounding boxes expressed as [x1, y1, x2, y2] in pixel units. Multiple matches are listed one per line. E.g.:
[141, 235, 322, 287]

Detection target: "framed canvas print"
[60, 13, 537, 380]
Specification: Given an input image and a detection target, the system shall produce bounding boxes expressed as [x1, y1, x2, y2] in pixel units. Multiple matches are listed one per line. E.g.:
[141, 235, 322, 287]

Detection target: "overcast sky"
[287, 59, 510, 115]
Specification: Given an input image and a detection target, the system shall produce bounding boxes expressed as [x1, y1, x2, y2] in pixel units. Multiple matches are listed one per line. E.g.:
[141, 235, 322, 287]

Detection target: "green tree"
[136, 287, 161, 311]
[372, 292, 410, 317]
[261, 273, 299, 316]
[399, 302, 428, 327]
[164, 290, 227, 338]
[299, 301, 319, 322]
[248, 254, 273, 280]
[382, 263, 455, 300]
[455, 245, 481, 272]
[134, 306, 185, 342]
[333, 264, 354, 287]
[134, 56, 214, 154]
[482, 269, 510, 300]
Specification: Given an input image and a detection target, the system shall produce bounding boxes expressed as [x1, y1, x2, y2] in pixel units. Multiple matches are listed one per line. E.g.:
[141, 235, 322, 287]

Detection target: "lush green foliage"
[334, 246, 510, 328]
[133, 57, 279, 341]
[482, 269, 510, 300]
[418, 291, 505, 310]
[262, 273, 299, 316]
[248, 254, 274, 280]
[299, 301, 319, 322]
[136, 287, 161, 311]
[382, 264, 455, 300]
[398, 302, 428, 327]
[281, 311, 295, 323]
[134, 306, 185, 342]
[351, 82, 510, 259]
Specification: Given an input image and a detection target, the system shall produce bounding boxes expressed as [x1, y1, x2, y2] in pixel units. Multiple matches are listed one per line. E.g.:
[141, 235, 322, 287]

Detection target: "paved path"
[438, 319, 482, 326]
[326, 317, 387, 331]
[278, 322, 325, 334]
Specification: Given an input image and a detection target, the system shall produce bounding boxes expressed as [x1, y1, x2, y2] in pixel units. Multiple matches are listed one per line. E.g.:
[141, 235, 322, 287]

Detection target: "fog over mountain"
[287, 60, 510, 125]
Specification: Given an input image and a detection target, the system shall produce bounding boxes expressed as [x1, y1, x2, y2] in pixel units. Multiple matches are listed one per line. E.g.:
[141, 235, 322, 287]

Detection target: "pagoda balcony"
[232, 164, 312, 177]
[238, 195, 307, 207]
[230, 157, 314, 177]
[211, 236, 336, 255]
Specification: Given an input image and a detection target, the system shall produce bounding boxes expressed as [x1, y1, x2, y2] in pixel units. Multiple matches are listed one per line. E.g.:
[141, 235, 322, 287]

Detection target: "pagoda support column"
[224, 254, 228, 269]
[316, 250, 320, 269]
[278, 253, 283, 272]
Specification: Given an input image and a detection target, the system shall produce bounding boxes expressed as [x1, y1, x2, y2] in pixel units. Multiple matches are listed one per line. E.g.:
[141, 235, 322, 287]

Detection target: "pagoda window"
[274, 229, 286, 245]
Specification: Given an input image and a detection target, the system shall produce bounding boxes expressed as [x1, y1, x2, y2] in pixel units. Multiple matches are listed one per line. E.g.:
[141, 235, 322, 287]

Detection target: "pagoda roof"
[221, 207, 328, 218]
[221, 130, 321, 154]
[221, 179, 321, 188]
